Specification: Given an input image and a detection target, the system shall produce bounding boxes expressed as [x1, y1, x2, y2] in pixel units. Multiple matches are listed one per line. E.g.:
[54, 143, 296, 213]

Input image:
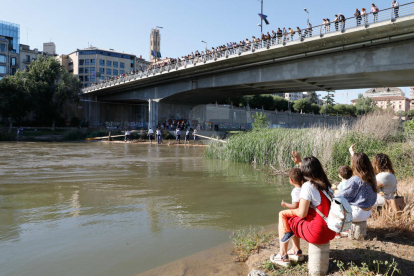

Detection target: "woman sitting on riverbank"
[270, 152, 336, 263]
[372, 153, 397, 206]
[337, 144, 377, 222]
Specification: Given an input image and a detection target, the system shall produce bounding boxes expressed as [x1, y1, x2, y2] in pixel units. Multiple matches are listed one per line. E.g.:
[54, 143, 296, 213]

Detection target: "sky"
[2, 0, 411, 104]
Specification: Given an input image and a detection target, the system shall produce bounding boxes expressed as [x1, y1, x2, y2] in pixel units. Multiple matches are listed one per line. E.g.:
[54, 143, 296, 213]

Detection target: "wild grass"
[231, 226, 275, 262]
[368, 177, 414, 234]
[206, 112, 414, 180]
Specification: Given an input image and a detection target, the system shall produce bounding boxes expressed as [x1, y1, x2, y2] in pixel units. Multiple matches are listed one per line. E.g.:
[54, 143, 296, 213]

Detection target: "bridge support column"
[148, 99, 161, 129]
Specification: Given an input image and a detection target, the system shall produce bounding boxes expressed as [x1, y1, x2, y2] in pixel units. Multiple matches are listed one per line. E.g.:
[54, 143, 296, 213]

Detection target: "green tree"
[354, 94, 376, 115]
[0, 71, 32, 132]
[252, 112, 270, 129]
[26, 56, 81, 129]
[311, 103, 321, 114]
[320, 104, 335, 115]
[406, 110, 414, 119]
[293, 99, 312, 113]
[249, 94, 275, 110]
[273, 95, 289, 111]
[323, 93, 335, 106]
[306, 91, 318, 104]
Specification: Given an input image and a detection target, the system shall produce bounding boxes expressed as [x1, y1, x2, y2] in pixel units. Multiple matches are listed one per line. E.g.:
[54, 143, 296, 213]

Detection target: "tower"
[411, 87, 414, 110]
[150, 28, 161, 62]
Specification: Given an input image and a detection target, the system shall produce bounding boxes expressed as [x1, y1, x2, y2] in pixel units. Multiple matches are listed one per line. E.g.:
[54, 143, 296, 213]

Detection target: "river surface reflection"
[0, 142, 290, 276]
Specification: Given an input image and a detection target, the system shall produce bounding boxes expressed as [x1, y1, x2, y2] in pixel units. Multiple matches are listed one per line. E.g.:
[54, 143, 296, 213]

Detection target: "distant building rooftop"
[68, 47, 137, 58]
[351, 95, 410, 102]
[364, 87, 405, 97]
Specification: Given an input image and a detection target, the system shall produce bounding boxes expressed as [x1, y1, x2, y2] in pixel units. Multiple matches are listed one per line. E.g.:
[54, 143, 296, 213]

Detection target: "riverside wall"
[80, 101, 354, 129]
[189, 104, 354, 129]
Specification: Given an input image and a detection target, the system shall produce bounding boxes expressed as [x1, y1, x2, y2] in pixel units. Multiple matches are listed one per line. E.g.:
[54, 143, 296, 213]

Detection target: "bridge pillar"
[148, 99, 161, 129]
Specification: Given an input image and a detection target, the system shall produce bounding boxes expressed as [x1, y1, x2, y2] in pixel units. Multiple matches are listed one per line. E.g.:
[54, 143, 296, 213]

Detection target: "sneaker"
[281, 231, 295, 243]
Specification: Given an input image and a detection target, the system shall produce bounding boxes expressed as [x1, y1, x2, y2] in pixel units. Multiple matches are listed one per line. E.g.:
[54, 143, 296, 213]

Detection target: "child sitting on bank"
[333, 165, 353, 196]
[279, 168, 303, 243]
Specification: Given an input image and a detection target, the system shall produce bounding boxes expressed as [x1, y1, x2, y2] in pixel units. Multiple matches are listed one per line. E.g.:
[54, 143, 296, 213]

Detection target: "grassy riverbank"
[206, 111, 414, 181]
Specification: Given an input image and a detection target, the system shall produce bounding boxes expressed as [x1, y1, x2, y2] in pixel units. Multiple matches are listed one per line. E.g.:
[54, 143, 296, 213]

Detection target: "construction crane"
[333, 91, 357, 105]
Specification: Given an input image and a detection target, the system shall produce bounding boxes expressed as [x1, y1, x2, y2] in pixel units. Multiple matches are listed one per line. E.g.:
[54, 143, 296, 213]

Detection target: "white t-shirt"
[376, 172, 397, 199]
[300, 181, 322, 207]
[156, 130, 161, 135]
[126, 131, 130, 135]
[291, 187, 301, 203]
[148, 129, 154, 134]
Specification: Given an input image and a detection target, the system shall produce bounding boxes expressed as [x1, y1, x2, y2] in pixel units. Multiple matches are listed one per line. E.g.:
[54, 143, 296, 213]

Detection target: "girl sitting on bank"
[271, 152, 336, 263]
[372, 153, 397, 206]
[337, 144, 377, 222]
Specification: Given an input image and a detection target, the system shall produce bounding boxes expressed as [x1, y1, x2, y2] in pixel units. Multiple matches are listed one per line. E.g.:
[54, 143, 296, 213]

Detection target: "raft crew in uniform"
[185, 129, 190, 144]
[156, 128, 163, 144]
[176, 128, 181, 144]
[148, 128, 154, 144]
[193, 129, 199, 145]
[125, 129, 131, 142]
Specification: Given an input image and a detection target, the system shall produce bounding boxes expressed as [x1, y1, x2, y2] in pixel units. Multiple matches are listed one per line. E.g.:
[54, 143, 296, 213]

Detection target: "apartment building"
[59, 47, 150, 87]
[0, 20, 20, 80]
[352, 95, 411, 112]
[284, 92, 304, 101]
[364, 87, 405, 98]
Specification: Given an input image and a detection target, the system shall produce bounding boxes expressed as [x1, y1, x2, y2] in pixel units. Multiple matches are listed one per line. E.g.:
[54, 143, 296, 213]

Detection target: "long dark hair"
[372, 153, 395, 175]
[351, 153, 378, 193]
[301, 156, 331, 191]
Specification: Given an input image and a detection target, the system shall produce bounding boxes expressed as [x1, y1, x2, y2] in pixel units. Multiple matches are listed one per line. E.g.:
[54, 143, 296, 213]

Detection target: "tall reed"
[206, 112, 413, 180]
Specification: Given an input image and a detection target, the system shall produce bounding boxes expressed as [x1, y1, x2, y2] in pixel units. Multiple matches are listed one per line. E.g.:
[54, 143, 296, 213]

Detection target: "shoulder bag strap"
[310, 203, 328, 221]
[322, 190, 333, 202]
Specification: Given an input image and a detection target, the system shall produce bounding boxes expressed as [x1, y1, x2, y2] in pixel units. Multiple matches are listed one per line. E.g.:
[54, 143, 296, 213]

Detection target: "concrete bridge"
[82, 3, 414, 128]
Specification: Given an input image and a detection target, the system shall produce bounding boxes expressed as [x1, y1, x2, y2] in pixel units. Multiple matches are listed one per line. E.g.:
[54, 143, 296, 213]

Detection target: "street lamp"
[201, 40, 207, 52]
[304, 8, 309, 25]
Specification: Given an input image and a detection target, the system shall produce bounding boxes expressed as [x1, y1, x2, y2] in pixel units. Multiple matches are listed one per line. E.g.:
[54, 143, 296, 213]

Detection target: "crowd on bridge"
[86, 1, 402, 90]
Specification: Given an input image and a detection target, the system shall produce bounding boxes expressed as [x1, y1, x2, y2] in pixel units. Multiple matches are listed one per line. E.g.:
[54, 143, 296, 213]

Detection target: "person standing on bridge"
[354, 8, 362, 26]
[361, 8, 368, 25]
[326, 18, 331, 32]
[288, 28, 295, 41]
[392, 1, 399, 19]
[371, 4, 379, 23]
[307, 22, 313, 37]
[339, 13, 346, 32]
[333, 14, 339, 31]
[277, 28, 283, 44]
[282, 28, 288, 43]
[296, 27, 302, 40]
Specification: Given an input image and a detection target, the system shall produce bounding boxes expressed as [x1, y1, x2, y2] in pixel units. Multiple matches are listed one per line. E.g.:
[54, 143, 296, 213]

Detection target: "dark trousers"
[394, 7, 399, 18]
[356, 17, 361, 26]
[335, 22, 339, 31]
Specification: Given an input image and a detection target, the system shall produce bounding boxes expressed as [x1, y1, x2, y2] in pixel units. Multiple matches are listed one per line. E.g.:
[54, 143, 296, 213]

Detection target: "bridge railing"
[82, 1, 414, 93]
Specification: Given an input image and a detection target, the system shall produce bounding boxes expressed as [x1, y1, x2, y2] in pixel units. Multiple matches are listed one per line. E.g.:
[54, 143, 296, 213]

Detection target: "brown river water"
[0, 142, 290, 276]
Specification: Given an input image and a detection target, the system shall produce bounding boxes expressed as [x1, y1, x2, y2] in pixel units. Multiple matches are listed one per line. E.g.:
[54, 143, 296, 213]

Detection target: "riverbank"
[244, 178, 414, 275]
